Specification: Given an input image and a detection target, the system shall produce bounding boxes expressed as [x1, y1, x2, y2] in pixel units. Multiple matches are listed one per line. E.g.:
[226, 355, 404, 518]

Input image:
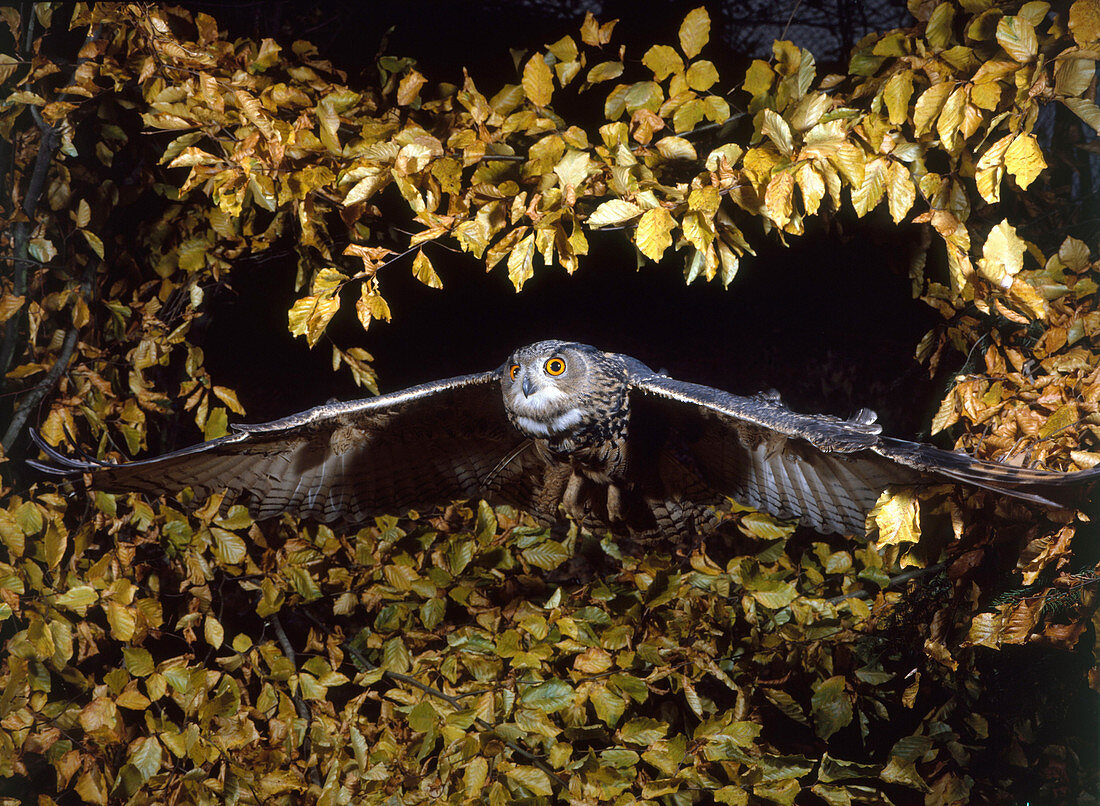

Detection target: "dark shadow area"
[204, 214, 941, 440]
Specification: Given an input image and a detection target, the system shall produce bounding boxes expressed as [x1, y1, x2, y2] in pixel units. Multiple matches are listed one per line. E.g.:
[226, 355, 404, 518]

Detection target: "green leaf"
[519, 679, 573, 712]
[811, 676, 853, 740]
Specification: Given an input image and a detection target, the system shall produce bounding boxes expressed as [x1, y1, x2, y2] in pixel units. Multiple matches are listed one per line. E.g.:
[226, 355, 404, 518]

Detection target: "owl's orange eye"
[544, 357, 566, 376]
[509, 364, 520, 380]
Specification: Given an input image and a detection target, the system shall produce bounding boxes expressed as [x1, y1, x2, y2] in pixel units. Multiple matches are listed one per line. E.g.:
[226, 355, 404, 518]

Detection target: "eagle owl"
[29, 340, 1100, 541]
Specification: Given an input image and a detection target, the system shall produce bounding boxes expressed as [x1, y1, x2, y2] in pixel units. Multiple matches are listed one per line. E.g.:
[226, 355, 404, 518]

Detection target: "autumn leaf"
[679, 7, 711, 59]
[634, 206, 676, 260]
[978, 219, 1026, 288]
[1004, 133, 1046, 190]
[523, 52, 554, 107]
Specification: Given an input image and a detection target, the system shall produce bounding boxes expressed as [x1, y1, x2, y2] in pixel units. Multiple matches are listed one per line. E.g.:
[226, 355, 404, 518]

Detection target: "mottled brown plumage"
[28, 340, 1100, 541]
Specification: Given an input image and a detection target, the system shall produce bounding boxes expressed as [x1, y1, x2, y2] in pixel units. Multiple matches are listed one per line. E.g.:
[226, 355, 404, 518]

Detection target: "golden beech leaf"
[0, 293, 25, 324]
[935, 86, 968, 151]
[851, 157, 887, 218]
[634, 207, 676, 261]
[764, 172, 795, 228]
[355, 286, 391, 329]
[588, 199, 643, 227]
[883, 70, 914, 125]
[870, 490, 921, 548]
[978, 219, 1026, 288]
[761, 109, 795, 157]
[507, 233, 536, 290]
[913, 82, 952, 135]
[289, 295, 341, 346]
[997, 15, 1038, 62]
[795, 162, 825, 215]
[679, 7, 711, 59]
[1062, 97, 1100, 133]
[966, 612, 1003, 649]
[411, 250, 442, 289]
[580, 11, 617, 47]
[587, 60, 623, 83]
[1004, 133, 1047, 190]
[1069, 0, 1100, 47]
[974, 134, 1014, 203]
[685, 60, 719, 91]
[523, 53, 554, 108]
[885, 161, 915, 223]
[397, 70, 427, 106]
[642, 45, 683, 80]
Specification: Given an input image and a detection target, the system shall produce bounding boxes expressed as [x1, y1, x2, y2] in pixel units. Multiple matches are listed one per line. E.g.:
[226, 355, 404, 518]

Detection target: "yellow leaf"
[204, 615, 224, 649]
[870, 490, 921, 547]
[0, 293, 24, 324]
[685, 60, 719, 91]
[634, 207, 676, 261]
[411, 250, 442, 289]
[580, 11, 617, 47]
[795, 162, 825, 215]
[974, 134, 1014, 203]
[886, 160, 915, 223]
[212, 385, 245, 415]
[355, 287, 391, 329]
[743, 60, 774, 99]
[397, 70, 426, 106]
[913, 82, 952, 135]
[761, 109, 794, 157]
[679, 7, 711, 59]
[310, 267, 347, 296]
[978, 219, 1026, 288]
[523, 53, 554, 108]
[1004, 133, 1046, 190]
[851, 157, 887, 218]
[1069, 0, 1100, 47]
[655, 135, 696, 160]
[81, 229, 104, 259]
[936, 86, 968, 151]
[642, 45, 683, 80]
[588, 199, 643, 227]
[507, 233, 536, 290]
[106, 601, 136, 641]
[1038, 402, 1078, 439]
[288, 294, 341, 346]
[586, 60, 623, 83]
[997, 16, 1038, 62]
[966, 612, 1003, 648]
[764, 172, 795, 228]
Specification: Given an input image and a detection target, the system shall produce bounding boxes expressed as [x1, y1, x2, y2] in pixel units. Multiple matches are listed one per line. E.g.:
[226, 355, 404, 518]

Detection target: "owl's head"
[501, 340, 622, 440]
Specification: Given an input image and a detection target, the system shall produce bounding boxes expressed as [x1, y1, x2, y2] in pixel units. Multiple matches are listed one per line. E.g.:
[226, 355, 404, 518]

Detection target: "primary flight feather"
[28, 340, 1100, 539]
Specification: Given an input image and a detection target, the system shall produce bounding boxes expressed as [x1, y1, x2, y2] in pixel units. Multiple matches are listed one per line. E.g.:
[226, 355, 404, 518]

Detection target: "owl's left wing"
[29, 371, 558, 524]
[629, 373, 1100, 536]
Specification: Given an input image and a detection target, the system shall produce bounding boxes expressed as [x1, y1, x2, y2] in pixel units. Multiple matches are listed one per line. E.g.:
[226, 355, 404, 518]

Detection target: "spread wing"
[28, 371, 561, 524]
[630, 373, 1100, 536]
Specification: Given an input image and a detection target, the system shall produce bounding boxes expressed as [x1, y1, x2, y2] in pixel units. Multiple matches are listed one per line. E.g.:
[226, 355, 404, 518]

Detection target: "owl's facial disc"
[503, 343, 588, 439]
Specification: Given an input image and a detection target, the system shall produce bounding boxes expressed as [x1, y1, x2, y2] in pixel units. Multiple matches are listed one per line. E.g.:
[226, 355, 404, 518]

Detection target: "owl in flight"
[29, 340, 1100, 540]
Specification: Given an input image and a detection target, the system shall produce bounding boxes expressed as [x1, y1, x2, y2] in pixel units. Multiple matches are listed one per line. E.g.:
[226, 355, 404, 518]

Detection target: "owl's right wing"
[28, 371, 559, 524]
[630, 373, 1100, 536]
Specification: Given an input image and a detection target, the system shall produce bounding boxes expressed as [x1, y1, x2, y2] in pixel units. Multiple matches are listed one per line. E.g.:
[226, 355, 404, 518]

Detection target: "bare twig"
[827, 561, 948, 605]
[269, 615, 323, 788]
[2, 260, 95, 451]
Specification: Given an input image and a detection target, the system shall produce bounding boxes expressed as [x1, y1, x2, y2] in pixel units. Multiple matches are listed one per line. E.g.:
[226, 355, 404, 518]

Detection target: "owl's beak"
[521, 377, 534, 397]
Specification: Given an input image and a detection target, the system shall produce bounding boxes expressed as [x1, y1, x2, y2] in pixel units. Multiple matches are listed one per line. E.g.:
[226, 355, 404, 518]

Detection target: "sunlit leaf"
[679, 7, 711, 59]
